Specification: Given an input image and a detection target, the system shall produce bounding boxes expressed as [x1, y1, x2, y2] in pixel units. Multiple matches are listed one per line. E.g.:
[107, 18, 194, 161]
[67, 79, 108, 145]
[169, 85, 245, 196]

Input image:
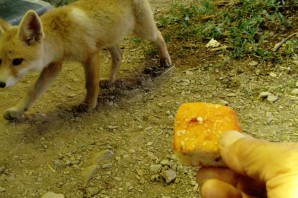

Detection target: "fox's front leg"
[4, 61, 62, 120]
[77, 51, 100, 112]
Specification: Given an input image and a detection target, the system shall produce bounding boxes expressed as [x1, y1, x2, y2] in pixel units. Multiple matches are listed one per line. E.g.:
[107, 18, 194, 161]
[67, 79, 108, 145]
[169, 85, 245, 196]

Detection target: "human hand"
[196, 130, 298, 198]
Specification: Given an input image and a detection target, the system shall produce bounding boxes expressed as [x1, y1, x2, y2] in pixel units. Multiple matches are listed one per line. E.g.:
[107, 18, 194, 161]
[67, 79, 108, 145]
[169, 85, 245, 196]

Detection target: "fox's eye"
[0, 59, 2, 65]
[12, 58, 23, 66]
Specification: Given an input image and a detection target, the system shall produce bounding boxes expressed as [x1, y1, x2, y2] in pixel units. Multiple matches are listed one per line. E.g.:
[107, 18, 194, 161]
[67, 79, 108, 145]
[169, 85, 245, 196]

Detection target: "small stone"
[161, 169, 177, 184]
[186, 70, 194, 75]
[267, 95, 279, 103]
[226, 93, 237, 97]
[249, 61, 258, 66]
[269, 72, 277, 78]
[291, 89, 298, 95]
[259, 92, 272, 98]
[114, 177, 122, 182]
[86, 187, 100, 196]
[107, 126, 119, 130]
[54, 160, 67, 171]
[205, 38, 220, 48]
[0, 187, 6, 192]
[150, 164, 162, 174]
[42, 192, 64, 198]
[179, 79, 191, 86]
[95, 150, 114, 163]
[160, 159, 170, 166]
[190, 180, 197, 186]
[136, 169, 144, 176]
[102, 163, 112, 170]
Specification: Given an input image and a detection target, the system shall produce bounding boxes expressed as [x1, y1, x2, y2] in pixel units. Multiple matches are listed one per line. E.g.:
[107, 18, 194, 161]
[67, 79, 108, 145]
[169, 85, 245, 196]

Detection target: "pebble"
[259, 92, 272, 98]
[249, 61, 258, 66]
[42, 192, 64, 198]
[114, 177, 122, 182]
[161, 169, 177, 184]
[160, 159, 170, 166]
[291, 89, 298, 95]
[102, 163, 112, 170]
[54, 160, 67, 171]
[269, 72, 277, 78]
[267, 94, 279, 103]
[259, 92, 279, 103]
[150, 164, 162, 174]
[86, 187, 100, 196]
[185, 70, 194, 75]
[82, 165, 100, 185]
[95, 150, 114, 163]
[0, 187, 6, 192]
[136, 169, 144, 176]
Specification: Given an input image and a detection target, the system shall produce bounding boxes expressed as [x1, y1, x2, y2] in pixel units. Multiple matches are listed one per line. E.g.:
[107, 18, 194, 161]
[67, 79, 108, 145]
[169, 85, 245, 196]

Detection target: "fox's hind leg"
[133, 0, 171, 67]
[100, 45, 122, 88]
[78, 51, 100, 112]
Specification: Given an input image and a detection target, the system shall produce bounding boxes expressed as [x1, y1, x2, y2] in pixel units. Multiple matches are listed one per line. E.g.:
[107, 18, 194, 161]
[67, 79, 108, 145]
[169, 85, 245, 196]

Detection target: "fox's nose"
[0, 82, 6, 88]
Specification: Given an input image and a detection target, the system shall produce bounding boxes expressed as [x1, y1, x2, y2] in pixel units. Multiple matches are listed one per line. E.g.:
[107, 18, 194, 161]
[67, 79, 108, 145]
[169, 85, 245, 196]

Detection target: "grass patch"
[159, 0, 297, 62]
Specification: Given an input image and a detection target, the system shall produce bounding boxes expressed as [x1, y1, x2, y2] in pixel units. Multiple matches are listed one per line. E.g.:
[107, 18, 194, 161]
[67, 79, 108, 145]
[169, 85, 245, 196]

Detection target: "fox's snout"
[0, 81, 6, 88]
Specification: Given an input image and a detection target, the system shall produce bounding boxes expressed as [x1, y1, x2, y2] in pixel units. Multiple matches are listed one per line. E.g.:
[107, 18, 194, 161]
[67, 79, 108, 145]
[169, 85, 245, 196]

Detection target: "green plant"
[161, 0, 296, 62]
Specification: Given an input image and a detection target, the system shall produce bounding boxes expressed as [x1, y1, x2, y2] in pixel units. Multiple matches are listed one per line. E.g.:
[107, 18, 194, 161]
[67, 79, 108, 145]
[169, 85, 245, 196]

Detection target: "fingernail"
[220, 130, 244, 148]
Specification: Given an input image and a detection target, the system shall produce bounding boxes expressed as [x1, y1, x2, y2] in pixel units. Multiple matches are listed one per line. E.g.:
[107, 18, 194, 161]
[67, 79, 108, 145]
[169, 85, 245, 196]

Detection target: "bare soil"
[0, 0, 297, 197]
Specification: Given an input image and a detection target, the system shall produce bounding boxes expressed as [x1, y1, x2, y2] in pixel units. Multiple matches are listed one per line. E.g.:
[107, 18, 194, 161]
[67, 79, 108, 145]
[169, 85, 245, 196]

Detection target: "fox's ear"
[0, 18, 11, 36]
[18, 10, 44, 45]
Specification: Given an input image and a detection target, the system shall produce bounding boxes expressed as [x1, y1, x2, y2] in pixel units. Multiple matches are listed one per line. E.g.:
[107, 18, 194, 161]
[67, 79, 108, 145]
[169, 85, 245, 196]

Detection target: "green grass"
[159, 0, 297, 62]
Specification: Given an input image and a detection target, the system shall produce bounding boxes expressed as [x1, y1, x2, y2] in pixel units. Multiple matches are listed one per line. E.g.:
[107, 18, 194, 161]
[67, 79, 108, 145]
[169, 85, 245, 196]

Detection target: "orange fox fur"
[0, 0, 171, 120]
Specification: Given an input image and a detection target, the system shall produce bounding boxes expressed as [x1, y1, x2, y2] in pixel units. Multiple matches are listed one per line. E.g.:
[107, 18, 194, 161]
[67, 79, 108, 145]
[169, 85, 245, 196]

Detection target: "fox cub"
[0, 0, 171, 120]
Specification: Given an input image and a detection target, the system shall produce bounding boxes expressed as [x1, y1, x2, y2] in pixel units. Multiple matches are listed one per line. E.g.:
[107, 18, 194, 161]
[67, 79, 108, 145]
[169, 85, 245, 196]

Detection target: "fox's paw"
[77, 102, 96, 113]
[160, 57, 172, 68]
[100, 79, 113, 89]
[4, 108, 23, 120]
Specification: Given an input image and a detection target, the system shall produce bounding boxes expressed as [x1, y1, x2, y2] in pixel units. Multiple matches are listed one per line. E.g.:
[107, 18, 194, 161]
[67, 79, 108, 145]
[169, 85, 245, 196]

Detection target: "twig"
[209, 45, 233, 52]
[273, 32, 298, 52]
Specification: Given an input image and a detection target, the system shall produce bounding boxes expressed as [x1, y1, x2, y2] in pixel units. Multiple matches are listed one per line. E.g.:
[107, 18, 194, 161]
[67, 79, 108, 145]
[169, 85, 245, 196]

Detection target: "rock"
[160, 159, 170, 166]
[205, 38, 220, 48]
[86, 187, 100, 196]
[259, 92, 272, 98]
[179, 79, 191, 86]
[42, 192, 64, 198]
[161, 169, 177, 184]
[269, 72, 277, 78]
[82, 165, 100, 185]
[259, 92, 279, 103]
[249, 61, 258, 66]
[267, 95, 279, 103]
[54, 160, 67, 171]
[94, 150, 114, 163]
[150, 164, 162, 174]
[114, 177, 122, 182]
[291, 89, 298, 95]
[102, 163, 112, 170]
[0, 187, 6, 192]
[185, 70, 194, 75]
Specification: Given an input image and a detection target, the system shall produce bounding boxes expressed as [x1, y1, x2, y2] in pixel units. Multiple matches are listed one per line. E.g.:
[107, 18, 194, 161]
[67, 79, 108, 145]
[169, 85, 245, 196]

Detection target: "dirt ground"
[0, 0, 297, 198]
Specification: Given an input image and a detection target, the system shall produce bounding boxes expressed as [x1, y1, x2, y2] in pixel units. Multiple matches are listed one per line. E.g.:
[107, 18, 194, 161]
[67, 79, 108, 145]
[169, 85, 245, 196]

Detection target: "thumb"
[220, 131, 298, 197]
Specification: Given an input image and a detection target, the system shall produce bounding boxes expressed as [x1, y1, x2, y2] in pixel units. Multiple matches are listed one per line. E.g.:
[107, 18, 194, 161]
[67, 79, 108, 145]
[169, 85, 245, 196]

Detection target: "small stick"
[273, 32, 298, 52]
